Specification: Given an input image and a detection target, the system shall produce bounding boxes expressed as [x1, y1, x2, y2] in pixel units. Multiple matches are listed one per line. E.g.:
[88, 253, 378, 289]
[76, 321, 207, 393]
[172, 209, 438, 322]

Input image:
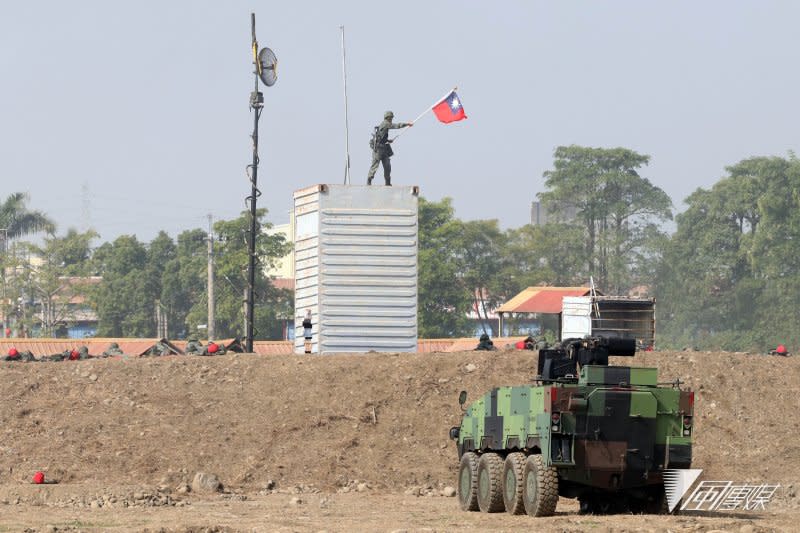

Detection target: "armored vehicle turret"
[450, 336, 693, 516]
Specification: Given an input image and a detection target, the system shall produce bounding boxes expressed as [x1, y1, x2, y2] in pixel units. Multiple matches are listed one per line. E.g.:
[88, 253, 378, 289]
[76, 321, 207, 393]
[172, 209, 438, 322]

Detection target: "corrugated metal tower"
[293, 184, 419, 353]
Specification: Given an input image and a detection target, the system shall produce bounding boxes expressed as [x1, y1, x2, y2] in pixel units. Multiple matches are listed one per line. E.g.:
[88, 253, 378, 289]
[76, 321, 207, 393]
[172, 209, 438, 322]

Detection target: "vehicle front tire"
[458, 452, 479, 511]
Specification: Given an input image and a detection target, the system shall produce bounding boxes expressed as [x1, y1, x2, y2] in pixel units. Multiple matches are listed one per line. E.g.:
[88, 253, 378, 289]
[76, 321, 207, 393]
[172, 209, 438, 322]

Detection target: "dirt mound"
[2, 349, 799, 530]
[1, 349, 797, 495]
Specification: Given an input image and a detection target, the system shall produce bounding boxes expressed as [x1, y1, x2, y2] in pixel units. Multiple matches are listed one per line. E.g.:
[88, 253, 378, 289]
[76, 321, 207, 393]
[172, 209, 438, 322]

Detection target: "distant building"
[264, 212, 295, 280]
[263, 212, 296, 341]
[42, 276, 101, 338]
[530, 200, 577, 226]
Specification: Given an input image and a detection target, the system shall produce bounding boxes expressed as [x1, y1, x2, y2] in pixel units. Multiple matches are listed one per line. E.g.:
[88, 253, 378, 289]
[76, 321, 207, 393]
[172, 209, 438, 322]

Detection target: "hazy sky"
[2, 1, 799, 243]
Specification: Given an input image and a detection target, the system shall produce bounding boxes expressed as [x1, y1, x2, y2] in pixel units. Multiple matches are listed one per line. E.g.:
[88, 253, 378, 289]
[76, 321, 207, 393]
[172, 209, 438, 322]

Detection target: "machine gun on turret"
[537, 336, 636, 382]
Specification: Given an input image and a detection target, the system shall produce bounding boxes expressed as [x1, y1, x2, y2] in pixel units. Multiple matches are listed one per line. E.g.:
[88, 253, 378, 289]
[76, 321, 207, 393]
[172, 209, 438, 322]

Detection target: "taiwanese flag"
[432, 90, 467, 123]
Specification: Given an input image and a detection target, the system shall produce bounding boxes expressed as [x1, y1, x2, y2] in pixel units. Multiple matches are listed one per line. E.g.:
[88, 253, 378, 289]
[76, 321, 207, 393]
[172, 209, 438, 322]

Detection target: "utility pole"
[154, 300, 161, 338]
[207, 214, 215, 341]
[245, 13, 277, 353]
[243, 286, 249, 341]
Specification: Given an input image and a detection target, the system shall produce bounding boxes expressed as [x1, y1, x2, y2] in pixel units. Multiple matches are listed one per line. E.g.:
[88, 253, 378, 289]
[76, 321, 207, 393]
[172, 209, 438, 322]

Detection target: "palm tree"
[0, 192, 55, 240]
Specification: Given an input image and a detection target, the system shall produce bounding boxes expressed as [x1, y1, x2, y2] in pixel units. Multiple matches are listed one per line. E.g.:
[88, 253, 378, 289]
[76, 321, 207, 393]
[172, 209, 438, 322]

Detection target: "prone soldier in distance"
[201, 341, 226, 356]
[769, 344, 790, 356]
[185, 338, 204, 355]
[101, 342, 125, 357]
[4, 347, 36, 362]
[367, 111, 412, 186]
[474, 333, 497, 351]
[42, 350, 70, 362]
[144, 341, 172, 357]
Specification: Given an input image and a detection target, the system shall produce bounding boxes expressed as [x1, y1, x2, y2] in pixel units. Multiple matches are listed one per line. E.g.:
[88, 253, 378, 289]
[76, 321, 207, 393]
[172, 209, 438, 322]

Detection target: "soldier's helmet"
[384, 111, 394, 120]
[109, 342, 119, 349]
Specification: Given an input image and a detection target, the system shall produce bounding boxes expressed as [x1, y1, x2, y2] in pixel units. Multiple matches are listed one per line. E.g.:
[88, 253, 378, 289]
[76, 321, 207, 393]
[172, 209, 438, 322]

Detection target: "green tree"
[186, 210, 290, 340]
[0, 192, 55, 335]
[455, 219, 505, 334]
[160, 229, 205, 338]
[540, 146, 672, 293]
[417, 197, 472, 338]
[0, 192, 55, 239]
[494, 223, 587, 302]
[92, 235, 156, 337]
[656, 155, 800, 351]
[23, 229, 98, 336]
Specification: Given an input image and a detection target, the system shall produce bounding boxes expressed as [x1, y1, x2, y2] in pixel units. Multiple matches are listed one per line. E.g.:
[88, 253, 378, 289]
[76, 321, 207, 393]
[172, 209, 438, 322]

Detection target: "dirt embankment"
[0, 350, 798, 532]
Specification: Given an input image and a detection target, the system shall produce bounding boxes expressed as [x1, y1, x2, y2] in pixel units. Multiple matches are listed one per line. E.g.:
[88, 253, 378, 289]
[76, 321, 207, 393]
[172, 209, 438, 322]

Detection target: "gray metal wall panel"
[293, 184, 418, 354]
[293, 187, 321, 353]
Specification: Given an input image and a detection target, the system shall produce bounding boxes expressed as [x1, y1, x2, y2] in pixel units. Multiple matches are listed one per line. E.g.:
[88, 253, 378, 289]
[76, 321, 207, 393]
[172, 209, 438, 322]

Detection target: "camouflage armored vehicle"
[449, 336, 693, 516]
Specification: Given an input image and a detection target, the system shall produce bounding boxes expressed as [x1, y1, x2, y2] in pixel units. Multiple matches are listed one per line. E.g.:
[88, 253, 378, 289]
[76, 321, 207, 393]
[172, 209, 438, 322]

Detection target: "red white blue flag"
[432, 90, 467, 123]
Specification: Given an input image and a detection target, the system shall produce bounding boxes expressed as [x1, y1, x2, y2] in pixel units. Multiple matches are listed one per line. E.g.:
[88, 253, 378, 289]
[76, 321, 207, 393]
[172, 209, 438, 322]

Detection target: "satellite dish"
[258, 48, 278, 87]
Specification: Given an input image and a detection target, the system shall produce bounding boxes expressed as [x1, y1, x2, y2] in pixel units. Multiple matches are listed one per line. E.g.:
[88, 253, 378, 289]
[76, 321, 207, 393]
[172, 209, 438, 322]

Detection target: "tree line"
[418, 147, 800, 352]
[0, 207, 291, 340]
[2, 146, 799, 350]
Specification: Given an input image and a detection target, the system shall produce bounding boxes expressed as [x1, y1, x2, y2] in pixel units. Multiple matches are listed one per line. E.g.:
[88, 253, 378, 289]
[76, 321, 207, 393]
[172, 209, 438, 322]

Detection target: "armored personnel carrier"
[449, 336, 693, 516]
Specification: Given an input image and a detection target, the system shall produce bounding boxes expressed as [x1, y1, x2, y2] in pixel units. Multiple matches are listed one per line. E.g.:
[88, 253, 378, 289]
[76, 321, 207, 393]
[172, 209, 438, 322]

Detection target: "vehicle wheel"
[645, 487, 669, 515]
[597, 499, 613, 514]
[458, 452, 479, 511]
[578, 496, 595, 514]
[522, 454, 558, 517]
[477, 453, 505, 513]
[503, 452, 526, 515]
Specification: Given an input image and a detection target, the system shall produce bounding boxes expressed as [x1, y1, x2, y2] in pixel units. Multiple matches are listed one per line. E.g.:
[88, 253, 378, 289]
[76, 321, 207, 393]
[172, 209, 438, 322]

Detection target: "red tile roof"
[0, 337, 532, 357]
[496, 286, 592, 314]
[0, 338, 164, 357]
[270, 278, 295, 291]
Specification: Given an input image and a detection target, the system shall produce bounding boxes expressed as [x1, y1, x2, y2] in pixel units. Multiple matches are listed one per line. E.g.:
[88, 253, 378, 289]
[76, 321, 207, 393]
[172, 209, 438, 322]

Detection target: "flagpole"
[340, 25, 352, 185]
[391, 86, 457, 142]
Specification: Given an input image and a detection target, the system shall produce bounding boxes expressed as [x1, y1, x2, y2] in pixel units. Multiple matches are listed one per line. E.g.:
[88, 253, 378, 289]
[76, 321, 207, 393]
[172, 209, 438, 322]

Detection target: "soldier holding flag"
[367, 111, 412, 186]
[366, 89, 466, 186]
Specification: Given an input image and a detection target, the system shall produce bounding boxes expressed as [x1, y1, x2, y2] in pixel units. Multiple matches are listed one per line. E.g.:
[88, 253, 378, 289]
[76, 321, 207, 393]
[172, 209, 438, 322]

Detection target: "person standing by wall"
[302, 309, 313, 354]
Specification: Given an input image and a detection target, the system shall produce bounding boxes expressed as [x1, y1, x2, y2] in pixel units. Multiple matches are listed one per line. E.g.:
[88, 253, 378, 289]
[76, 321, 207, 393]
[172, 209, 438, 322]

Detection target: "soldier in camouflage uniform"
[367, 111, 412, 186]
[144, 341, 172, 357]
[4, 347, 36, 362]
[41, 350, 69, 362]
[201, 341, 226, 356]
[185, 338, 203, 355]
[48, 348, 85, 362]
[474, 333, 497, 351]
[101, 342, 125, 357]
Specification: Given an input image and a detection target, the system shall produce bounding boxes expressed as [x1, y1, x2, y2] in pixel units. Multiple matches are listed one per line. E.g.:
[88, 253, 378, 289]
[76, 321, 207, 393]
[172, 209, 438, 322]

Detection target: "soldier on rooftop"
[367, 111, 412, 186]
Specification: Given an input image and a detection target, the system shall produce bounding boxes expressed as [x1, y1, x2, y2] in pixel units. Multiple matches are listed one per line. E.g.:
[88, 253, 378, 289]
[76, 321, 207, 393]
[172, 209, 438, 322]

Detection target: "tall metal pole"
[340, 26, 352, 185]
[246, 13, 263, 353]
[207, 214, 215, 341]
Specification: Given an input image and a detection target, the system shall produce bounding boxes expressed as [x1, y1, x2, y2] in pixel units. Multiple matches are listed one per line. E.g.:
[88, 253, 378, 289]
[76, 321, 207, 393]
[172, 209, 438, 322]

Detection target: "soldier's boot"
[367, 177, 373, 185]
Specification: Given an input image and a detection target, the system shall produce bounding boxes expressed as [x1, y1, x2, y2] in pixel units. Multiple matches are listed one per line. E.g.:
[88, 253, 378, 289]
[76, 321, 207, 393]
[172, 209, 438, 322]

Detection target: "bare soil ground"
[0, 349, 798, 532]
